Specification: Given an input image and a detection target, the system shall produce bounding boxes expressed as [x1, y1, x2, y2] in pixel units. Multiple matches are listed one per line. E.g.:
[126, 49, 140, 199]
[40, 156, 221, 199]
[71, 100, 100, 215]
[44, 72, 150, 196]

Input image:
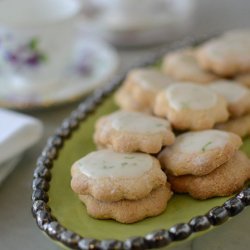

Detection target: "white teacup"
[0, 0, 82, 88]
[91, 0, 175, 27]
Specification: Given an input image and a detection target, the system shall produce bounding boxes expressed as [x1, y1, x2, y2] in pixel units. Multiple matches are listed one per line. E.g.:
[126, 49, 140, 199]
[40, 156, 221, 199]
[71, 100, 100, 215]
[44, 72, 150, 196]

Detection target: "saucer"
[0, 38, 119, 109]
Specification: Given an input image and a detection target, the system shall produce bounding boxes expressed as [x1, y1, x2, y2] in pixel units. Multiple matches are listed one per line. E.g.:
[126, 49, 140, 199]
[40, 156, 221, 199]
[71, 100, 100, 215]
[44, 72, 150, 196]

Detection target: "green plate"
[48, 93, 250, 243]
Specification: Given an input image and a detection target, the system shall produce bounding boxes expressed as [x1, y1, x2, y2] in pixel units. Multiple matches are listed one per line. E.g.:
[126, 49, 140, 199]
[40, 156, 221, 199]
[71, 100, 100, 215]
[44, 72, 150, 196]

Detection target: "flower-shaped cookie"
[168, 151, 250, 199]
[216, 114, 250, 138]
[196, 32, 250, 77]
[79, 184, 172, 224]
[158, 129, 242, 176]
[162, 49, 218, 83]
[209, 80, 250, 117]
[94, 110, 175, 153]
[71, 149, 167, 202]
[154, 83, 229, 130]
[115, 68, 174, 113]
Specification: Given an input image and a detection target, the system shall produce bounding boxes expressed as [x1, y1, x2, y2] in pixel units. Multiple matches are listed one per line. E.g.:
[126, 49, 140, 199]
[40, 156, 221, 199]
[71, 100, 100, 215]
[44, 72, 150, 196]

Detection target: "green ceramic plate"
[48, 93, 250, 243]
[33, 35, 250, 248]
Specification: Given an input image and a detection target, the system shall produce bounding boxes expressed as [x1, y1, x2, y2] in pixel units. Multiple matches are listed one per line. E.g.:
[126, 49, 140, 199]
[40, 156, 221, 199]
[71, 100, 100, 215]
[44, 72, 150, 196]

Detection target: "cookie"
[71, 149, 166, 202]
[79, 184, 172, 224]
[209, 80, 250, 117]
[115, 68, 173, 113]
[162, 49, 218, 83]
[154, 83, 229, 130]
[168, 151, 250, 200]
[114, 87, 149, 113]
[196, 33, 250, 77]
[94, 110, 175, 153]
[216, 114, 250, 138]
[235, 73, 250, 88]
[158, 130, 242, 176]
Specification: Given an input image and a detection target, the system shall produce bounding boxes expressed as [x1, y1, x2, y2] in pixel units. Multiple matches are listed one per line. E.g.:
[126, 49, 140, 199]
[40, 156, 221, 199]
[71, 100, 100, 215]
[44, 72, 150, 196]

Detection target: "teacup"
[0, 0, 82, 88]
[83, 0, 194, 46]
[91, 0, 176, 27]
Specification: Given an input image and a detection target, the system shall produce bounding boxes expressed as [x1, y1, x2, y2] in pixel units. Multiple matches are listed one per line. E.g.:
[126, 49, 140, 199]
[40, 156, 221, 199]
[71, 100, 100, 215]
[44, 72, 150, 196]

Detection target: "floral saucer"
[0, 38, 119, 109]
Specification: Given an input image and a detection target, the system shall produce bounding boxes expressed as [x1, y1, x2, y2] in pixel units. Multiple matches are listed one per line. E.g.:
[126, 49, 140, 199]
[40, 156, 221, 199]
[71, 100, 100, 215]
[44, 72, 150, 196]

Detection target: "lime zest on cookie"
[103, 165, 114, 169]
[202, 141, 213, 152]
[124, 156, 135, 159]
[156, 123, 165, 127]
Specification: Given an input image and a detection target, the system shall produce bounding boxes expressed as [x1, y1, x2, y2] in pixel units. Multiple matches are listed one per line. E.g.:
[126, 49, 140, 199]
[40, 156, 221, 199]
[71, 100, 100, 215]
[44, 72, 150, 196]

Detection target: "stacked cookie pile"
[161, 30, 250, 136]
[71, 29, 250, 224]
[71, 111, 176, 223]
[116, 30, 250, 137]
[159, 130, 250, 199]
[114, 30, 250, 199]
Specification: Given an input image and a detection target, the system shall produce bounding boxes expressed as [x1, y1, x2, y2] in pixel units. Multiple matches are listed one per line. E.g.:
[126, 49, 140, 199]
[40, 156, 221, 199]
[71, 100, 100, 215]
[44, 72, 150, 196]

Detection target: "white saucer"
[0, 38, 119, 109]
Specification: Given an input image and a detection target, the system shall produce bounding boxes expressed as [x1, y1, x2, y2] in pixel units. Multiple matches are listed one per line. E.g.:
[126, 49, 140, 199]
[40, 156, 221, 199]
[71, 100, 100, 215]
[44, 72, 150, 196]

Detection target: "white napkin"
[0, 109, 43, 178]
[0, 155, 22, 184]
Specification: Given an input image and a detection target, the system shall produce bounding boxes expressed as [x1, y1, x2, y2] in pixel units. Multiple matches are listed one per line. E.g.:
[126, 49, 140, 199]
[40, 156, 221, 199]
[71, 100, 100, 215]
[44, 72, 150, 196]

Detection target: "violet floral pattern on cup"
[1, 35, 47, 70]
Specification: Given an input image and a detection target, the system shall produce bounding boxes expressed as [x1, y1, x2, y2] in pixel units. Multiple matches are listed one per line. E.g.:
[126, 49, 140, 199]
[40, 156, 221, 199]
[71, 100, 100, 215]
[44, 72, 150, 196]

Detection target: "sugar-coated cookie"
[162, 49, 218, 83]
[115, 68, 173, 113]
[94, 110, 175, 153]
[216, 114, 250, 138]
[196, 33, 250, 77]
[79, 184, 172, 224]
[154, 83, 229, 130]
[158, 130, 242, 176]
[71, 149, 166, 202]
[168, 151, 250, 200]
[209, 80, 250, 117]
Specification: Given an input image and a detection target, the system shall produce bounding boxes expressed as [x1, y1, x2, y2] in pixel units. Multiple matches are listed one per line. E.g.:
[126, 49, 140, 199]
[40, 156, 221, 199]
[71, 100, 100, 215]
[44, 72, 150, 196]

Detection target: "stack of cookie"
[158, 130, 250, 199]
[116, 29, 250, 137]
[113, 29, 250, 202]
[71, 29, 250, 224]
[163, 29, 250, 137]
[71, 111, 176, 223]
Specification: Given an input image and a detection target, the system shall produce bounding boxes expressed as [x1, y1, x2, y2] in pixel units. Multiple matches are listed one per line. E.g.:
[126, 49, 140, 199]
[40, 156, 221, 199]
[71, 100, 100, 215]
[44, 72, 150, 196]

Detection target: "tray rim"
[31, 33, 250, 250]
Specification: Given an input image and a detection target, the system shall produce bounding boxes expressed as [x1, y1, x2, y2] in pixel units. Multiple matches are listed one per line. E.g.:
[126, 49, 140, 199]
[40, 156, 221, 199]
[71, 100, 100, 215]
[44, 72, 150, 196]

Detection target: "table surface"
[1, 0, 250, 249]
